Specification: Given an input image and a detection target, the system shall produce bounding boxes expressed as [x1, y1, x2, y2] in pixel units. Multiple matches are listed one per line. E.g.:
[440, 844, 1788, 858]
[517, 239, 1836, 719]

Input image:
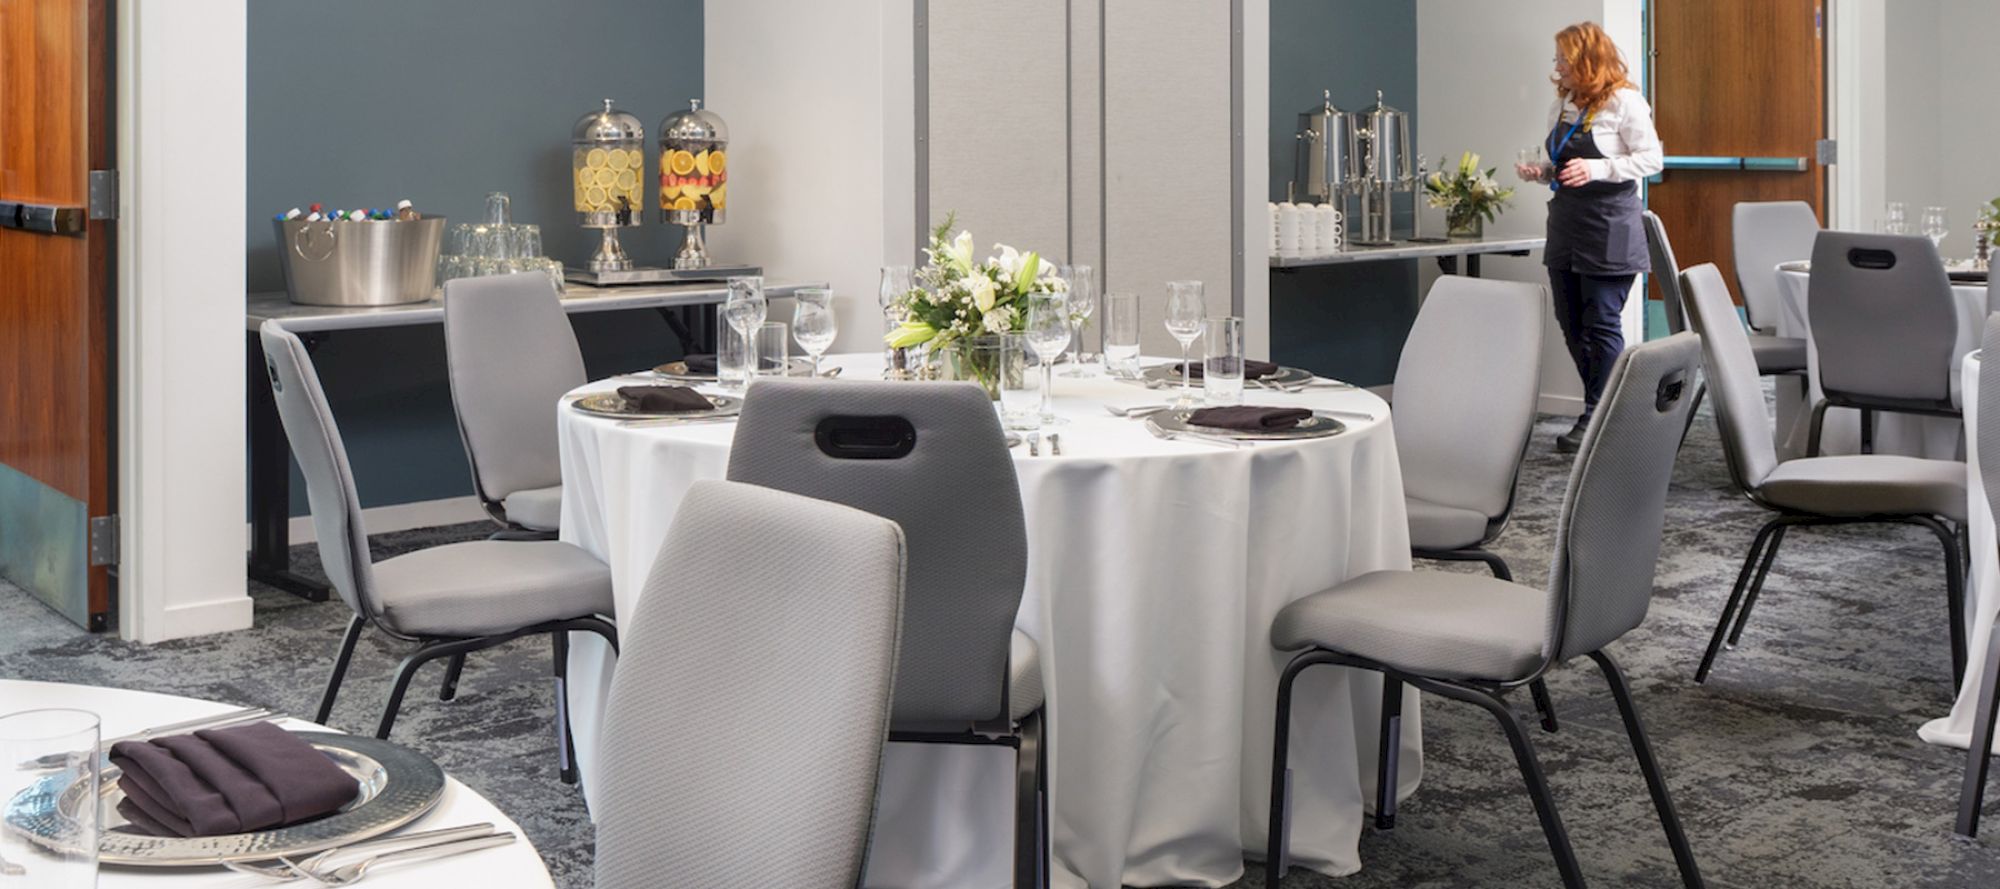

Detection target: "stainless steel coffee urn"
[1293, 90, 1355, 206]
[1352, 90, 1412, 246]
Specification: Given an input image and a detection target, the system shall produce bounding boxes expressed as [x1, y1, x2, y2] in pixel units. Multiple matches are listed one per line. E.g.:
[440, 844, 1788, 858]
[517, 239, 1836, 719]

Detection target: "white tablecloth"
[558, 354, 1419, 888]
[1773, 267, 1986, 458]
[1920, 352, 2000, 754]
[0, 680, 550, 888]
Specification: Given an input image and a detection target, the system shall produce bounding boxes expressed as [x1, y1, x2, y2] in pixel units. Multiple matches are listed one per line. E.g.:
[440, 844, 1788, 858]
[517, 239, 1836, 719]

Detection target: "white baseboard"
[245, 496, 492, 548]
[1539, 392, 1585, 416]
[159, 595, 255, 639]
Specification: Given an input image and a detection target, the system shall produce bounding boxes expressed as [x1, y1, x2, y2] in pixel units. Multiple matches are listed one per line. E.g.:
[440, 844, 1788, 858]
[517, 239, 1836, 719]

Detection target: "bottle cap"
[283, 207, 303, 220]
[308, 203, 323, 213]
[347, 209, 366, 221]
[395, 199, 412, 211]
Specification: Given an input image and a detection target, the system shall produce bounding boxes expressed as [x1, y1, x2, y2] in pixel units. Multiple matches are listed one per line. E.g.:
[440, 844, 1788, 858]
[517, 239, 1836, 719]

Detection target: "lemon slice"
[613, 169, 636, 191]
[585, 147, 610, 169]
[711, 183, 727, 210]
[707, 150, 726, 173]
[669, 149, 697, 176]
[590, 168, 613, 188]
[694, 150, 713, 176]
[584, 185, 608, 210]
[626, 185, 644, 206]
[608, 148, 631, 171]
[671, 196, 697, 212]
[684, 183, 712, 198]
[660, 182, 683, 201]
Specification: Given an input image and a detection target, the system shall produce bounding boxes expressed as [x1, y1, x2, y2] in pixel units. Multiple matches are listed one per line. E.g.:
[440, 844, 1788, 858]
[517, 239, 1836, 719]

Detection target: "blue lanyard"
[1548, 109, 1593, 191]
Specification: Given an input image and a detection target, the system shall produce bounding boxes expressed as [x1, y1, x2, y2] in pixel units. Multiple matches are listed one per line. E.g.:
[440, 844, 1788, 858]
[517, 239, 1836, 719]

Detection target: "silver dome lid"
[573, 98, 644, 144]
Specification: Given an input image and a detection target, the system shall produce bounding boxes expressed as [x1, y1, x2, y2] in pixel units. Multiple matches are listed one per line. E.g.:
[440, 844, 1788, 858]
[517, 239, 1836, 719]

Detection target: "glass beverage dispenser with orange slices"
[658, 99, 728, 269]
[572, 99, 645, 273]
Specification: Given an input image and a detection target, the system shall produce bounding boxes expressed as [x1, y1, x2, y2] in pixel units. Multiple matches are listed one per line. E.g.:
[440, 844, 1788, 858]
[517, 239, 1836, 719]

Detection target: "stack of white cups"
[1270, 202, 1346, 258]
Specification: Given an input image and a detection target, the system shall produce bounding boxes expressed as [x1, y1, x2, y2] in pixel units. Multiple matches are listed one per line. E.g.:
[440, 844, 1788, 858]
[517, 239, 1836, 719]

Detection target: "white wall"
[1415, 0, 1645, 415]
[1872, 0, 2000, 254]
[1830, 0, 1887, 231]
[118, 0, 254, 642]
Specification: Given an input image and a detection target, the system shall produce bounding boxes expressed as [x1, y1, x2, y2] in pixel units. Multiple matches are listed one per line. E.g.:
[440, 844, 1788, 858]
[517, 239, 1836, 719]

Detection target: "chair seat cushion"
[1757, 455, 1967, 522]
[372, 540, 613, 637]
[1271, 570, 1549, 682]
[1010, 629, 1043, 722]
[1747, 334, 1807, 376]
[501, 485, 563, 532]
[1406, 496, 1493, 551]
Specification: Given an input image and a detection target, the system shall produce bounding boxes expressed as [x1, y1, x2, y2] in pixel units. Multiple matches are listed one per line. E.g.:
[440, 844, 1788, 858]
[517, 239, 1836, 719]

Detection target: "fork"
[281, 832, 517, 886]
[221, 824, 500, 882]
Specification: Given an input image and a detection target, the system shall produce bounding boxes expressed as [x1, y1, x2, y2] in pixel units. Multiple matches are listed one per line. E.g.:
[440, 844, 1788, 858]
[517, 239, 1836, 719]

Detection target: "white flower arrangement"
[885, 214, 1067, 351]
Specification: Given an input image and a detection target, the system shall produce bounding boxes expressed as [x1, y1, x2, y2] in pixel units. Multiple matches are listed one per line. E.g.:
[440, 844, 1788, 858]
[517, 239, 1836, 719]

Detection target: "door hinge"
[88, 515, 119, 567]
[88, 170, 119, 220]
[1816, 139, 1838, 165]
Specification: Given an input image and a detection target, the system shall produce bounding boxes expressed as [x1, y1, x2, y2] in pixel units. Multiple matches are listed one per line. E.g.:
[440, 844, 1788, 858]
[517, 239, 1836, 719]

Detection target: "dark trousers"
[1548, 269, 1635, 420]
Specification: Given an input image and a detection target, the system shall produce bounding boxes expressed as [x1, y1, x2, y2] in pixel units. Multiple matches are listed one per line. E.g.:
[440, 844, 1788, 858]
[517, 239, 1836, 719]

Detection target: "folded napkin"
[109, 722, 359, 838]
[617, 385, 713, 413]
[1176, 359, 1281, 380]
[678, 354, 719, 375]
[1186, 405, 1314, 431]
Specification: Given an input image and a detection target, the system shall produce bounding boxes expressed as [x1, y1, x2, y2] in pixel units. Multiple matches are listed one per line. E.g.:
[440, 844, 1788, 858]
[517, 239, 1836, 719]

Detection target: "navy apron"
[1542, 109, 1649, 275]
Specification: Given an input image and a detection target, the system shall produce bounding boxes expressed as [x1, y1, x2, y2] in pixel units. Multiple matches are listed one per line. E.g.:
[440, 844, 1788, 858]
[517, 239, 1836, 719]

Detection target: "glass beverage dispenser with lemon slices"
[572, 99, 646, 273]
[658, 99, 727, 269]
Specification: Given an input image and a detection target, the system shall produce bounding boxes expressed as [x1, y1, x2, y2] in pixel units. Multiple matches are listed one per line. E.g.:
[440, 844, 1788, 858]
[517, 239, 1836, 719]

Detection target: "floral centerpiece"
[1977, 197, 2000, 267]
[885, 215, 1068, 395]
[1424, 151, 1514, 238]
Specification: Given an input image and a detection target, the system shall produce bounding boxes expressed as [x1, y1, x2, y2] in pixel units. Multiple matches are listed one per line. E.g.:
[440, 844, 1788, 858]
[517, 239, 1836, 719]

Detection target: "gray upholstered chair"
[1732, 200, 1816, 375]
[1805, 231, 1962, 455]
[1643, 211, 1710, 440]
[1680, 264, 1967, 685]
[442, 272, 585, 535]
[1263, 334, 1707, 889]
[593, 480, 906, 889]
[725, 379, 1047, 888]
[1959, 314, 2000, 837]
[260, 320, 616, 782]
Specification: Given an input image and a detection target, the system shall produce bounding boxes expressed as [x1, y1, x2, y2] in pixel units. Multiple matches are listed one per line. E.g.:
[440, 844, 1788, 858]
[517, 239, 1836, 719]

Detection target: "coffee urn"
[1352, 90, 1413, 246]
[1292, 90, 1356, 208]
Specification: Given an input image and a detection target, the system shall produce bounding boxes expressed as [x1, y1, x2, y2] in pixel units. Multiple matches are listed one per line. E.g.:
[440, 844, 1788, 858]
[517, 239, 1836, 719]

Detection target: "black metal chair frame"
[1806, 397, 1962, 458]
[1263, 648, 1704, 889]
[316, 613, 619, 784]
[1958, 622, 2000, 836]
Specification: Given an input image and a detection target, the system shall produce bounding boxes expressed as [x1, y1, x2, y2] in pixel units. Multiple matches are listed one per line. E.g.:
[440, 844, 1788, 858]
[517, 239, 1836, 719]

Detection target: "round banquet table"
[1920, 351, 2000, 755]
[557, 354, 1421, 889]
[0, 680, 550, 888]
[1773, 266, 1986, 459]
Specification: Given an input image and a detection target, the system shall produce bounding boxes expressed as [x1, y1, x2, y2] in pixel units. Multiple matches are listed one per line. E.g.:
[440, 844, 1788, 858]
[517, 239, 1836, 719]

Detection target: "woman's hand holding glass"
[1556, 158, 1594, 188]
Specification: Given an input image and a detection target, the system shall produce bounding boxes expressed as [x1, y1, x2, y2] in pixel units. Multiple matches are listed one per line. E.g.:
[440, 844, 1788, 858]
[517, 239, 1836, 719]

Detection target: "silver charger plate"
[569, 391, 742, 420]
[1141, 363, 1316, 388]
[3, 732, 445, 867]
[1779, 258, 1985, 283]
[653, 357, 813, 383]
[1148, 409, 1347, 441]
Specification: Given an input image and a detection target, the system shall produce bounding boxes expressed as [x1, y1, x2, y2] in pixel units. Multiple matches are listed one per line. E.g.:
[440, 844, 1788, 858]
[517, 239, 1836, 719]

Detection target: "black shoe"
[1555, 418, 1588, 454]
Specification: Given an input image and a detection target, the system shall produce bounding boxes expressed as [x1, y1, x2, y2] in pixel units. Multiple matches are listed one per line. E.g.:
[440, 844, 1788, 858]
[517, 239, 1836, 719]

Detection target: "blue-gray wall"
[1267, 0, 1421, 386]
[248, 0, 703, 515]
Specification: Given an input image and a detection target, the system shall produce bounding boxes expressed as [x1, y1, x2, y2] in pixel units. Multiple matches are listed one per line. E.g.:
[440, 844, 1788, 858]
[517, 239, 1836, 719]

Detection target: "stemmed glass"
[879, 265, 913, 376]
[1922, 206, 1949, 251]
[1059, 265, 1097, 377]
[1885, 202, 1910, 235]
[1164, 281, 1208, 408]
[1026, 296, 1072, 424]
[724, 277, 768, 383]
[792, 288, 838, 377]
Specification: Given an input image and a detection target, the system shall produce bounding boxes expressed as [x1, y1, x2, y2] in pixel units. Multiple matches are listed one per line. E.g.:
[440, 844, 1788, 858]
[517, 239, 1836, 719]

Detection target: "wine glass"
[1164, 281, 1208, 408]
[879, 265, 914, 377]
[1026, 295, 1072, 424]
[724, 277, 768, 382]
[1059, 265, 1096, 377]
[1885, 202, 1910, 235]
[792, 288, 838, 377]
[1922, 206, 1949, 252]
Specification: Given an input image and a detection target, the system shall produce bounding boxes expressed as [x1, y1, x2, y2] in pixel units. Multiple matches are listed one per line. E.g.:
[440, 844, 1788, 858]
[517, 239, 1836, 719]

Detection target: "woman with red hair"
[1516, 22, 1663, 452]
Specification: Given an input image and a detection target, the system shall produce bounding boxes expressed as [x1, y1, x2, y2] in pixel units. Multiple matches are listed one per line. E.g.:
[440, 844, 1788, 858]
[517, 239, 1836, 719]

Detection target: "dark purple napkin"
[616, 385, 713, 413]
[1176, 359, 1281, 381]
[678, 354, 719, 374]
[1186, 405, 1313, 431]
[109, 722, 359, 837]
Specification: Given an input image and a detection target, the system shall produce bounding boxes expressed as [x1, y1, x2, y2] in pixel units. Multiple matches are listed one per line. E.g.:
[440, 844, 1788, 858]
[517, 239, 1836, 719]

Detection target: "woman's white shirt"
[1545, 87, 1663, 184]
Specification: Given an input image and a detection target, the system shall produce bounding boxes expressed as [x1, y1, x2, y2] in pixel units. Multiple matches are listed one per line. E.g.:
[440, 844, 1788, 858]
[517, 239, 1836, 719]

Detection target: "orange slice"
[707, 150, 726, 173]
[669, 149, 697, 176]
[710, 183, 727, 210]
[671, 196, 697, 212]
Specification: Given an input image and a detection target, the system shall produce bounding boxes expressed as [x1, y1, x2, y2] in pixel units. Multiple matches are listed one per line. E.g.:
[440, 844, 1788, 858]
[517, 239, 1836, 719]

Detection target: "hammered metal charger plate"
[1778, 258, 1986, 284]
[1141, 363, 1317, 388]
[4, 732, 444, 867]
[1147, 409, 1347, 441]
[652, 357, 814, 382]
[568, 391, 742, 421]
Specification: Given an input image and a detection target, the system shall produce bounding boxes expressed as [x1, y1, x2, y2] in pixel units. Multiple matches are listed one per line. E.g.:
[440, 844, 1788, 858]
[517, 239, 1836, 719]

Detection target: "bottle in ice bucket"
[395, 199, 419, 222]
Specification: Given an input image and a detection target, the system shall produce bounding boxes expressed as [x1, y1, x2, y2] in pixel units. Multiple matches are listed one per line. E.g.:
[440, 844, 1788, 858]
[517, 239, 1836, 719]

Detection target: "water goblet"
[1059, 265, 1096, 377]
[724, 276, 768, 383]
[1164, 281, 1208, 408]
[792, 288, 838, 377]
[1921, 206, 1949, 252]
[1027, 295, 1072, 424]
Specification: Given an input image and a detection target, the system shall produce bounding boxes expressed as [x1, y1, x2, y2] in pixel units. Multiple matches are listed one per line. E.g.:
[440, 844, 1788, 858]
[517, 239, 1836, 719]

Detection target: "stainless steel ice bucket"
[275, 216, 445, 307]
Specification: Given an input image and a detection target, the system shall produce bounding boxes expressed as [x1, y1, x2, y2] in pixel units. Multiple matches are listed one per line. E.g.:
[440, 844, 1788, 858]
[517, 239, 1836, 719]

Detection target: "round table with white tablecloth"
[557, 354, 1420, 889]
[1772, 265, 1987, 458]
[0, 680, 550, 888]
[1920, 351, 2000, 755]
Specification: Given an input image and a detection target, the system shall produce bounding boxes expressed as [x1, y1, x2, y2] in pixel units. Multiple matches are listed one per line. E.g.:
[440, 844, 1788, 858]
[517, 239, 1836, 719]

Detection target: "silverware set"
[221, 823, 516, 885]
[1146, 424, 1245, 449]
[1023, 431, 1063, 456]
[22, 707, 285, 771]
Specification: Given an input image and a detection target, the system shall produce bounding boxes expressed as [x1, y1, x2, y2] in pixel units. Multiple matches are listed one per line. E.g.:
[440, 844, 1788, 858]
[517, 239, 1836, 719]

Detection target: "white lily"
[969, 275, 998, 313]
[991, 244, 1025, 278]
[948, 230, 976, 273]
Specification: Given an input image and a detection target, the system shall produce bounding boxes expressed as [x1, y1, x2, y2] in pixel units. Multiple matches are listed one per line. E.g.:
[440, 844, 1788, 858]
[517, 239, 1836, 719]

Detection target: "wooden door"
[0, 0, 116, 630]
[1648, 0, 1825, 307]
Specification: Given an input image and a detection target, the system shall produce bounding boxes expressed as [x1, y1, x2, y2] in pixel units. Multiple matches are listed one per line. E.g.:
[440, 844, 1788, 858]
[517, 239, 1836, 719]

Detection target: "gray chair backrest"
[1393, 276, 1544, 523]
[442, 272, 586, 508]
[1733, 200, 1820, 332]
[1642, 211, 1689, 334]
[1989, 267, 1998, 319]
[1807, 231, 1957, 408]
[593, 480, 905, 889]
[258, 321, 380, 620]
[727, 379, 1026, 731]
[1682, 263, 1778, 492]
[1983, 315, 2000, 538]
[1544, 333, 1703, 663]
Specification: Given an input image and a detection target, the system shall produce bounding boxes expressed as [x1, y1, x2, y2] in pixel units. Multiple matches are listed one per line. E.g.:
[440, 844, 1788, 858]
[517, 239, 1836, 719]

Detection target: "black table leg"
[1466, 254, 1482, 277]
[1437, 256, 1459, 276]
[247, 330, 331, 601]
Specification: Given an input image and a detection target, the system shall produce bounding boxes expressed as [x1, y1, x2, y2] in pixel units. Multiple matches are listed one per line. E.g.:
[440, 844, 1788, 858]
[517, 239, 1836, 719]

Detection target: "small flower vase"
[933, 335, 1013, 400]
[1447, 210, 1483, 239]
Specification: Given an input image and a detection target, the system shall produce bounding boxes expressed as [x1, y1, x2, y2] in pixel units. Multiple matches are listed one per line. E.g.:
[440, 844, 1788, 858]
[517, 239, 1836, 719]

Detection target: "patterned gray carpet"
[4, 403, 2000, 888]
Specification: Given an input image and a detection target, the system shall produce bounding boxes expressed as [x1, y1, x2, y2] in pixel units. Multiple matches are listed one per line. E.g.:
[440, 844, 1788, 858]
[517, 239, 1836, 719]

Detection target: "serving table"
[0, 679, 548, 887]
[243, 280, 824, 601]
[1269, 234, 1546, 277]
[557, 354, 1419, 888]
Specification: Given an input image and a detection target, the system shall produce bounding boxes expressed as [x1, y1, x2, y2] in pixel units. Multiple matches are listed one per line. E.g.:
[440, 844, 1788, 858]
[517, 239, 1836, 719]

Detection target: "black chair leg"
[1265, 652, 1335, 886]
[438, 653, 467, 702]
[1911, 516, 1970, 687]
[1806, 400, 1830, 457]
[1375, 676, 1403, 830]
[1013, 710, 1047, 889]
[1859, 408, 1874, 455]
[553, 632, 578, 785]
[1530, 679, 1560, 733]
[1725, 524, 1789, 646]
[1589, 651, 1706, 888]
[1036, 709, 1051, 889]
[1411, 547, 1511, 582]
[1464, 684, 1588, 888]
[1956, 627, 2000, 836]
[316, 615, 366, 726]
[1697, 518, 1784, 683]
[377, 645, 448, 740]
[1677, 382, 1706, 449]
